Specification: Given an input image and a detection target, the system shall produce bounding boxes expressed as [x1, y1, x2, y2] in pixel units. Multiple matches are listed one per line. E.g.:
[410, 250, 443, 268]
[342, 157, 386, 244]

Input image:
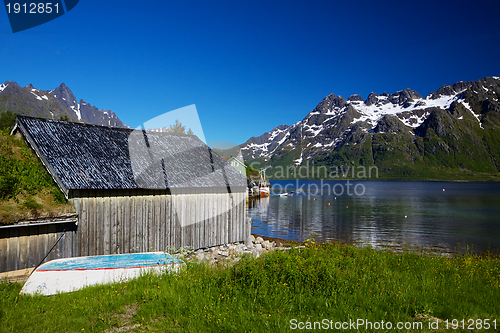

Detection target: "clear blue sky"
[1, 0, 499, 146]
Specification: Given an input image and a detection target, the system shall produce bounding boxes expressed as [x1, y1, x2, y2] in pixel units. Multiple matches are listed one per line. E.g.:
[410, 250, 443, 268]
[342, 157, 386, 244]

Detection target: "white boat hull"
[20, 252, 185, 296]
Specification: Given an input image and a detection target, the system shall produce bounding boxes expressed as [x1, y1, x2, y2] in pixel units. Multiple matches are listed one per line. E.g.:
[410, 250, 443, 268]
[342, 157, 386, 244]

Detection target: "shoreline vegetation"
[1, 236, 499, 332]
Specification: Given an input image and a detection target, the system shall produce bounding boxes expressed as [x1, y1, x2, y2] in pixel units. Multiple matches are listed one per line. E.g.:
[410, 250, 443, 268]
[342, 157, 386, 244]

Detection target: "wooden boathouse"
[0, 116, 248, 273]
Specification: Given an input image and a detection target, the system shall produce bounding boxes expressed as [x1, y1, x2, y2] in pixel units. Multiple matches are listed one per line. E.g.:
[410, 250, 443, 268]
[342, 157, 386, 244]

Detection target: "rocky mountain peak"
[365, 92, 379, 106]
[436, 84, 455, 96]
[430, 81, 473, 100]
[452, 81, 473, 93]
[348, 94, 364, 102]
[332, 95, 347, 109]
[388, 89, 422, 107]
[51, 83, 78, 110]
[311, 93, 343, 114]
[0, 81, 129, 128]
[2, 81, 21, 90]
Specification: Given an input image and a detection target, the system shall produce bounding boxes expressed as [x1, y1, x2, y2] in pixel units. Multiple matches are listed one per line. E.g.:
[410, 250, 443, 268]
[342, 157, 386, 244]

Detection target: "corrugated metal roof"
[16, 116, 247, 192]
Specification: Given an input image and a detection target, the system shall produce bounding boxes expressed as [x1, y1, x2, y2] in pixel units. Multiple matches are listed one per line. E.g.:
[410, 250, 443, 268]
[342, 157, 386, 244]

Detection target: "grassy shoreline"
[1, 241, 499, 332]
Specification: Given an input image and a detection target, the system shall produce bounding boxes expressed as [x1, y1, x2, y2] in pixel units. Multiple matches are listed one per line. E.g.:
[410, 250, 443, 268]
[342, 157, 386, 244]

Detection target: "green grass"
[0, 112, 73, 224]
[1, 243, 499, 332]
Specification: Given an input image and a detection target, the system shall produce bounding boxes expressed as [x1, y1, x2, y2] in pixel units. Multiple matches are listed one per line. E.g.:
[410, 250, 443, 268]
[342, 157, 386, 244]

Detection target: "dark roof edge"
[0, 219, 77, 229]
[0, 213, 78, 229]
[68, 186, 248, 197]
[14, 116, 70, 199]
[15, 115, 134, 133]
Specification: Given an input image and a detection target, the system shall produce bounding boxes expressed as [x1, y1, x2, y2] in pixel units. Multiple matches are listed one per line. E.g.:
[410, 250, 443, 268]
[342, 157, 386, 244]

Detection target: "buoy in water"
[443, 189, 445, 191]
[328, 203, 330, 206]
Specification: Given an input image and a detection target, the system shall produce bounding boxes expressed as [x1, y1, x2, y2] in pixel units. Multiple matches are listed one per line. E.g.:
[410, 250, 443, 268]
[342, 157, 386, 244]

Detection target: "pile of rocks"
[180, 235, 281, 266]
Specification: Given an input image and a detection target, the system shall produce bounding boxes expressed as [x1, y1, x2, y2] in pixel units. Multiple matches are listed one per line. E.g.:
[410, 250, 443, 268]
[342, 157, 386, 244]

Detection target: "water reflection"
[247, 180, 500, 254]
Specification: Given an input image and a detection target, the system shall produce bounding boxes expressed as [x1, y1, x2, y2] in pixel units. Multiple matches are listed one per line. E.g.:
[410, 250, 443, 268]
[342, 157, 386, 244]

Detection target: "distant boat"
[259, 183, 270, 197]
[20, 252, 185, 296]
[258, 167, 271, 198]
[277, 193, 288, 197]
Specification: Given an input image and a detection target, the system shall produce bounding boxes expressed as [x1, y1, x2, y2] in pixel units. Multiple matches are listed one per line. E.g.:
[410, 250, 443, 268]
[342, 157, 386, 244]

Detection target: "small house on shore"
[227, 150, 246, 177]
[0, 116, 248, 273]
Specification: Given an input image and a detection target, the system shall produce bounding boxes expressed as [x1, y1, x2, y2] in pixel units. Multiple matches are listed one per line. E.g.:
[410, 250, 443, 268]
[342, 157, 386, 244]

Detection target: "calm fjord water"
[247, 180, 500, 254]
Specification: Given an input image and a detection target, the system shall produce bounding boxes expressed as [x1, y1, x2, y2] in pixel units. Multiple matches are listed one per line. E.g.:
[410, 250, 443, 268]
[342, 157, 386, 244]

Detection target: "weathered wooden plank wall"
[0, 222, 78, 273]
[73, 190, 248, 257]
[0, 190, 248, 273]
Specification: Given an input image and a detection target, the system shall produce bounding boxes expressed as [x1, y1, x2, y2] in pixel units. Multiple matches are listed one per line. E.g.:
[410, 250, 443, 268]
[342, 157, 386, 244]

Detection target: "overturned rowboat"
[20, 252, 185, 296]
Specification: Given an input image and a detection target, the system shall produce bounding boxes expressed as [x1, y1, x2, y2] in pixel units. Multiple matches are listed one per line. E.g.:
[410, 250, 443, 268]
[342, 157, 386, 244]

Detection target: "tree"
[0, 110, 16, 132]
[168, 119, 194, 135]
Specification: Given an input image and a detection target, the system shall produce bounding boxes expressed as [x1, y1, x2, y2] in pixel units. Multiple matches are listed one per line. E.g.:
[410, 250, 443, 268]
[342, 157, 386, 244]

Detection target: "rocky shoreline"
[175, 235, 301, 266]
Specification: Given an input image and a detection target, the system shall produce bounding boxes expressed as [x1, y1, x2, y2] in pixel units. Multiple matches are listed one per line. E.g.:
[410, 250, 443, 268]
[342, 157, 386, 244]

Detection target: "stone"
[255, 237, 264, 244]
[245, 235, 254, 248]
[255, 244, 263, 251]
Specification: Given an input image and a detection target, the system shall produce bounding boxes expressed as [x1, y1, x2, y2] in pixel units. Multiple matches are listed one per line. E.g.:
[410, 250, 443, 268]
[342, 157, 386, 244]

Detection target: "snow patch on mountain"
[268, 131, 291, 156]
[268, 127, 287, 141]
[458, 99, 483, 129]
[70, 104, 82, 120]
[351, 93, 459, 129]
[304, 124, 323, 136]
[30, 90, 43, 100]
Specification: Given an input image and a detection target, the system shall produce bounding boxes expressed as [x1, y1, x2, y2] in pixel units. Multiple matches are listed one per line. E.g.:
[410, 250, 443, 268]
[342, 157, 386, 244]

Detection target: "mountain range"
[0, 81, 128, 128]
[238, 76, 500, 180]
[2, 77, 500, 181]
